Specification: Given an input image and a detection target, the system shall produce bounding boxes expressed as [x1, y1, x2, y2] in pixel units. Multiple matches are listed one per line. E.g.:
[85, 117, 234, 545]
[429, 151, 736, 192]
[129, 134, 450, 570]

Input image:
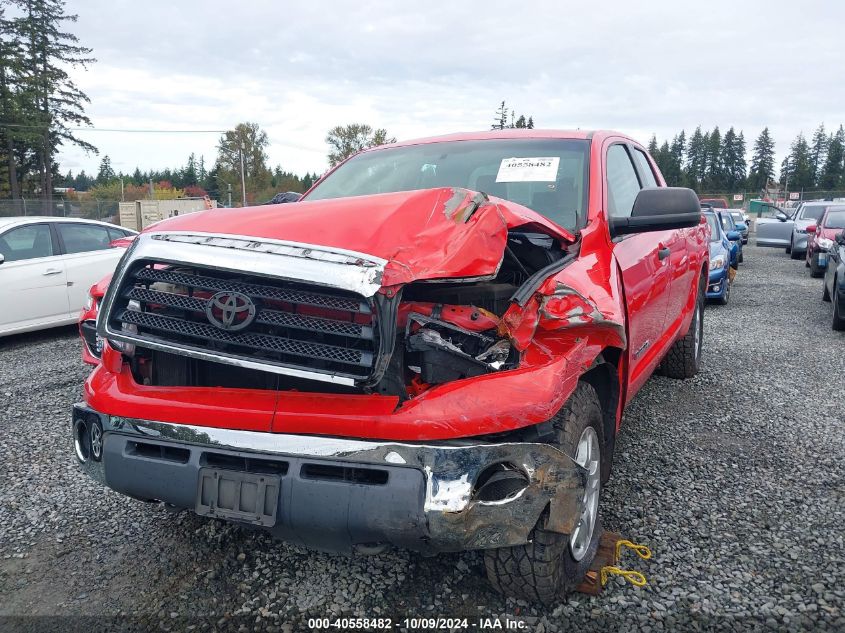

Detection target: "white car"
[0, 217, 136, 337]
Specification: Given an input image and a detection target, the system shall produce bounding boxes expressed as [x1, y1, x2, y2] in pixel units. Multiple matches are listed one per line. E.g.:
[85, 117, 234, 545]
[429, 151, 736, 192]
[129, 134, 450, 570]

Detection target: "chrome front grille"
[106, 261, 379, 381]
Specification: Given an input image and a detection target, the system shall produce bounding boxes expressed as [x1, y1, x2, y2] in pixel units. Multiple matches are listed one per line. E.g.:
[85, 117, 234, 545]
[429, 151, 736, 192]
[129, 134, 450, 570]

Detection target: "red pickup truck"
[73, 130, 708, 603]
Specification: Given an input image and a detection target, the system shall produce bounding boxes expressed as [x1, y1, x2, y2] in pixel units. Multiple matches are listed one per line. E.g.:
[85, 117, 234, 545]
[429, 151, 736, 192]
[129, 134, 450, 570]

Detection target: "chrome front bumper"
[71, 404, 587, 553]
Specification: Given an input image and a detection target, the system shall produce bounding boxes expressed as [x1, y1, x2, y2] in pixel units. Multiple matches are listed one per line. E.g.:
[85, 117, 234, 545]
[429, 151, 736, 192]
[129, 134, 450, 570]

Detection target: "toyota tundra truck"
[72, 130, 708, 604]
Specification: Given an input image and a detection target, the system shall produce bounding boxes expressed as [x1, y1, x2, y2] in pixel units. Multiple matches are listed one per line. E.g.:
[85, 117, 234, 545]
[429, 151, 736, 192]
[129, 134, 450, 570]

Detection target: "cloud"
[58, 0, 845, 179]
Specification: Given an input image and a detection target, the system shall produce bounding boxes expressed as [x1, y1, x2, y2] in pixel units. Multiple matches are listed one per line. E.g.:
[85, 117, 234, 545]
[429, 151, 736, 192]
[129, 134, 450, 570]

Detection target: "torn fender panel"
[500, 294, 543, 351]
[537, 284, 626, 348]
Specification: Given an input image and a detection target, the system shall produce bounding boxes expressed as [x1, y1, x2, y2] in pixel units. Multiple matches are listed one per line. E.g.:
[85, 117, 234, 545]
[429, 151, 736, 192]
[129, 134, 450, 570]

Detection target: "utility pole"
[227, 183, 232, 209]
[120, 177, 125, 202]
[239, 143, 247, 207]
[149, 178, 154, 200]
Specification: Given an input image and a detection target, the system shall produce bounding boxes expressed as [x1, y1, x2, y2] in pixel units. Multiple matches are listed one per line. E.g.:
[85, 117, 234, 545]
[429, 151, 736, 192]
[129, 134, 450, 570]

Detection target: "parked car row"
[703, 207, 746, 305]
[755, 200, 845, 330]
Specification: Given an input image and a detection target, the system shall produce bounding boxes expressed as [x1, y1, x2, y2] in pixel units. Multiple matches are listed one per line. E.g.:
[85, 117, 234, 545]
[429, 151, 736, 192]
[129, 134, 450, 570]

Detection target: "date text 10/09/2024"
[307, 617, 531, 630]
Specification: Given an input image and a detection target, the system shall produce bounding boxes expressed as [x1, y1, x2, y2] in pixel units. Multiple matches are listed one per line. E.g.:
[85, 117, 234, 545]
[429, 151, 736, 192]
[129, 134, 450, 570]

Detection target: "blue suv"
[704, 209, 733, 304]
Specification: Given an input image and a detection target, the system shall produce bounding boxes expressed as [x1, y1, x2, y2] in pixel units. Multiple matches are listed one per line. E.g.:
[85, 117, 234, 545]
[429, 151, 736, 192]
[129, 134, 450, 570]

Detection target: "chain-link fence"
[699, 189, 845, 208]
[0, 198, 120, 222]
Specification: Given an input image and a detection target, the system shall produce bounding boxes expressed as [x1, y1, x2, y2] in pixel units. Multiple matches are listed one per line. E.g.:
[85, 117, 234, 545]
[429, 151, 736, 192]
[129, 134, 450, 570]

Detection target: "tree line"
[649, 124, 845, 194]
[81, 136, 321, 206]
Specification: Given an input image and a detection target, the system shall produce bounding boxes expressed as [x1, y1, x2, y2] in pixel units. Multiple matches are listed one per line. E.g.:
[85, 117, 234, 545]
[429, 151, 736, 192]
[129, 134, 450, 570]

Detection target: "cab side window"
[0, 224, 54, 262]
[606, 144, 642, 219]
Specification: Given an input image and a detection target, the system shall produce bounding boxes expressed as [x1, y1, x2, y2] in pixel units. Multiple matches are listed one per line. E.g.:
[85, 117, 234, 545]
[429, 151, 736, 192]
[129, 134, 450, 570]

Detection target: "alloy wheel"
[569, 426, 601, 561]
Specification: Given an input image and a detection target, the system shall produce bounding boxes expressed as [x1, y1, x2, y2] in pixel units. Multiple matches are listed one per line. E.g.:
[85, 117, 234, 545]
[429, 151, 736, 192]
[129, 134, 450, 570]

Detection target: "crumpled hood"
[146, 187, 576, 287]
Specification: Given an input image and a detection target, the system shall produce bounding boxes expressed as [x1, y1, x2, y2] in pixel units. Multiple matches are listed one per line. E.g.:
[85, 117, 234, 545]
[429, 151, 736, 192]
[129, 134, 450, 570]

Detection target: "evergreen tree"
[492, 101, 508, 130]
[705, 126, 723, 190]
[182, 152, 198, 187]
[654, 140, 669, 181]
[685, 126, 707, 190]
[820, 125, 845, 189]
[720, 127, 746, 191]
[526, 116, 534, 129]
[96, 154, 114, 183]
[18, 0, 96, 201]
[664, 131, 685, 187]
[515, 115, 527, 129]
[647, 135, 658, 156]
[809, 124, 828, 186]
[782, 132, 813, 190]
[747, 127, 776, 192]
[733, 131, 747, 190]
[0, 3, 28, 198]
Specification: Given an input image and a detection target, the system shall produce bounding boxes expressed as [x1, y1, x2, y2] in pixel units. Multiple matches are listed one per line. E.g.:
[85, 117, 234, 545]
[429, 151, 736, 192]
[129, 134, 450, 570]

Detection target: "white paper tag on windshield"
[496, 157, 559, 182]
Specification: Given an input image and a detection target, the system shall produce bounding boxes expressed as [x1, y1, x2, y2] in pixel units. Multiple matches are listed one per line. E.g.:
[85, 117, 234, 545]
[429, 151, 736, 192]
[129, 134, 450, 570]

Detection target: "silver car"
[755, 205, 794, 248]
[756, 202, 834, 257]
[787, 202, 835, 259]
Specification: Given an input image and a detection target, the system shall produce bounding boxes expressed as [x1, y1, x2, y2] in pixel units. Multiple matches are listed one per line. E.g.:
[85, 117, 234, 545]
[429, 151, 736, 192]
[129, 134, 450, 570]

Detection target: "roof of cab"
[370, 129, 635, 151]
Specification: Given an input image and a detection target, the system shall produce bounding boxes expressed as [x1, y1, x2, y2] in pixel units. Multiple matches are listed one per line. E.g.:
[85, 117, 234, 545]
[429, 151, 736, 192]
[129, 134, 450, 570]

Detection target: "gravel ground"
[1, 244, 843, 632]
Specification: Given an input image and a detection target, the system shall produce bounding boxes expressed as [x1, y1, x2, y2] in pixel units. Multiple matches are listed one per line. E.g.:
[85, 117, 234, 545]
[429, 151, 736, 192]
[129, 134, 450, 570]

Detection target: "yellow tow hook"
[599, 539, 652, 588]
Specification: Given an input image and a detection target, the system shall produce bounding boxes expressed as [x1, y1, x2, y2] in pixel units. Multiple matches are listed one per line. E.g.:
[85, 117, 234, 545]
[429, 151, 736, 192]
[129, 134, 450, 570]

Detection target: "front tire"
[660, 281, 704, 379]
[484, 382, 604, 605]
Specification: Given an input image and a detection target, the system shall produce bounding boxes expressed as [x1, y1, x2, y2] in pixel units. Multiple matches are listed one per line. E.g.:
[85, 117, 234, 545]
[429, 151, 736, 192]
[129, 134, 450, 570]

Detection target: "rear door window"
[57, 223, 112, 254]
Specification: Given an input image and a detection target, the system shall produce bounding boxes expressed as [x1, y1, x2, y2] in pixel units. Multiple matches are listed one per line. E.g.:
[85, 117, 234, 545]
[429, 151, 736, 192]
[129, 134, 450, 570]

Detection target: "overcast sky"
[58, 0, 844, 180]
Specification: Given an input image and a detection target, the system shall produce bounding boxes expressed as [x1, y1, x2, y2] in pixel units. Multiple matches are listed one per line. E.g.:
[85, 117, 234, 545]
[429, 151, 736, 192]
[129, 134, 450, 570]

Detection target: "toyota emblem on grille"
[205, 291, 257, 331]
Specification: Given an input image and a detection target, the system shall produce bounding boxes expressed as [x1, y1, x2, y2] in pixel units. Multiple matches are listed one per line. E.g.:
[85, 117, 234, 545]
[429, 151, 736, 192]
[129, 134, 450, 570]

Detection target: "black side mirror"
[836, 231, 845, 246]
[609, 187, 702, 237]
[266, 191, 302, 205]
[0, 253, 4, 265]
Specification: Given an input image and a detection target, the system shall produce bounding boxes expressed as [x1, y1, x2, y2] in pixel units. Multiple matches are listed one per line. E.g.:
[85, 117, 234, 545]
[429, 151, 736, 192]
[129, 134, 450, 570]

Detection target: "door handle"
[42, 268, 62, 276]
[657, 247, 671, 261]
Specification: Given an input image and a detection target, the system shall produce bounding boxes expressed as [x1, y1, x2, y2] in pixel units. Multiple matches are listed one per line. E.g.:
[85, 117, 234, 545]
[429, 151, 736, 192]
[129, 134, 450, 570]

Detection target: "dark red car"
[806, 206, 845, 277]
[72, 130, 708, 603]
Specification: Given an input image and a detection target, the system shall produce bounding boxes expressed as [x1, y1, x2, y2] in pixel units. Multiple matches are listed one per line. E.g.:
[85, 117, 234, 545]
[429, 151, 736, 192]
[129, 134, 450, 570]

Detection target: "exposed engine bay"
[122, 228, 570, 401]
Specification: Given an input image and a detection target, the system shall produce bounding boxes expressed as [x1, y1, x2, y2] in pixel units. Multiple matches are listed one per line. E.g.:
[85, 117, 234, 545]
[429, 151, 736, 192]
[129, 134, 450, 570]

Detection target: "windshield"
[705, 213, 721, 242]
[305, 139, 591, 232]
[729, 211, 744, 223]
[719, 213, 734, 230]
[800, 205, 828, 221]
[824, 209, 845, 229]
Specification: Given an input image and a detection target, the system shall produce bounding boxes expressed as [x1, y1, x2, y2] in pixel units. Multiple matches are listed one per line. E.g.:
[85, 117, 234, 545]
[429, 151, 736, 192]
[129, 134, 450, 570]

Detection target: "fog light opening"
[73, 418, 90, 463]
[473, 462, 529, 502]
